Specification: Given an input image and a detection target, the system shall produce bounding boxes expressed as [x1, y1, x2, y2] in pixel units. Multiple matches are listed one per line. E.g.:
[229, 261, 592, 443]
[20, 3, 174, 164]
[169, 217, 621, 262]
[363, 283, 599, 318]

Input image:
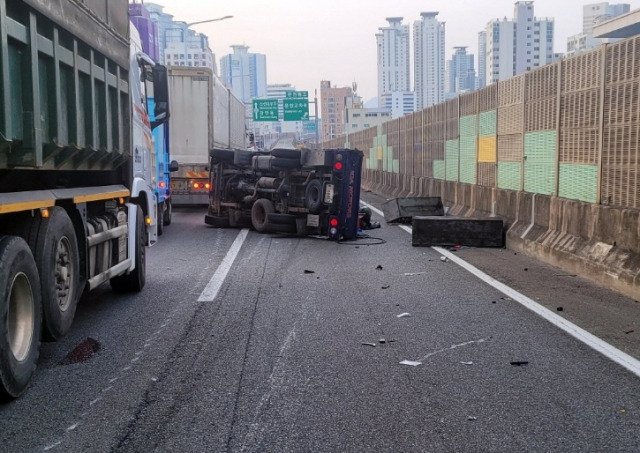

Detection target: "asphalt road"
[1, 199, 639, 452]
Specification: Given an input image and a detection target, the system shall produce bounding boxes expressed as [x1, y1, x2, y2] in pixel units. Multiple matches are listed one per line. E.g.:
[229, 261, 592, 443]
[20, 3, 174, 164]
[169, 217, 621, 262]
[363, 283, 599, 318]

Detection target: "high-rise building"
[477, 31, 487, 89]
[485, 2, 558, 85]
[144, 3, 216, 73]
[567, 2, 630, 56]
[376, 17, 412, 114]
[446, 47, 476, 99]
[320, 81, 352, 142]
[220, 45, 267, 103]
[413, 12, 446, 110]
[379, 92, 415, 119]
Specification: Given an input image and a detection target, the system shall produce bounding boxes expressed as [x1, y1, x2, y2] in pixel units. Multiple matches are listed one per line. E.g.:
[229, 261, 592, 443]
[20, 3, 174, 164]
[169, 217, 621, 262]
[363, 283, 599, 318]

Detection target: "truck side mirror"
[169, 160, 179, 172]
[152, 65, 169, 129]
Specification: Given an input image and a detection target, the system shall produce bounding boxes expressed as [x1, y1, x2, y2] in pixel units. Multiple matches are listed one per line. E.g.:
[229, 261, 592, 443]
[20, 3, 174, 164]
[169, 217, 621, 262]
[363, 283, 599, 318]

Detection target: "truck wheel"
[157, 203, 164, 236]
[110, 205, 146, 293]
[0, 236, 42, 400]
[205, 214, 230, 228]
[271, 149, 301, 159]
[31, 207, 80, 341]
[305, 179, 324, 214]
[251, 199, 275, 233]
[163, 200, 172, 226]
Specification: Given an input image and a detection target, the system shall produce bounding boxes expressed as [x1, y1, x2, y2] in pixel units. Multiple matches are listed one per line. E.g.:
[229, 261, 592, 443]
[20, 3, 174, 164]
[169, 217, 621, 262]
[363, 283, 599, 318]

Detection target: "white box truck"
[168, 67, 246, 205]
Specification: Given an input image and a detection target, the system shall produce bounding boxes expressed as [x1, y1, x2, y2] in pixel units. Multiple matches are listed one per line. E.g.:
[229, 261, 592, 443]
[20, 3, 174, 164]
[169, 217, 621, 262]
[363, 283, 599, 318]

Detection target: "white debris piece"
[400, 360, 422, 366]
[440, 256, 448, 262]
[397, 313, 411, 318]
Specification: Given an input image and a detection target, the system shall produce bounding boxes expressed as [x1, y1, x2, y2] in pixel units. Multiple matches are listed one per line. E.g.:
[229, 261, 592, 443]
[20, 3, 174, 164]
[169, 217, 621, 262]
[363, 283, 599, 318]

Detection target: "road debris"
[460, 361, 474, 366]
[376, 265, 383, 270]
[304, 270, 315, 274]
[379, 339, 387, 344]
[362, 342, 377, 347]
[382, 285, 390, 289]
[510, 361, 529, 366]
[440, 256, 448, 262]
[467, 416, 477, 421]
[557, 307, 564, 312]
[404, 272, 427, 276]
[397, 312, 411, 318]
[625, 330, 634, 334]
[400, 360, 422, 367]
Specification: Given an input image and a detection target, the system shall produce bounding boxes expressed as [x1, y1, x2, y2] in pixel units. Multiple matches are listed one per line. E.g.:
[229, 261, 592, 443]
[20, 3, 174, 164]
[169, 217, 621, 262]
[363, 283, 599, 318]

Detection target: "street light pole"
[181, 16, 233, 67]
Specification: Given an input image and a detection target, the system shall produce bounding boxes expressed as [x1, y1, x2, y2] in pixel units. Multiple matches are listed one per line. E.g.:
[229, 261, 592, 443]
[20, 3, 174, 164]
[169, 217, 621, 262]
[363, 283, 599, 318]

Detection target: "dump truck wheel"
[0, 235, 42, 400]
[251, 199, 275, 232]
[110, 205, 146, 293]
[31, 207, 80, 341]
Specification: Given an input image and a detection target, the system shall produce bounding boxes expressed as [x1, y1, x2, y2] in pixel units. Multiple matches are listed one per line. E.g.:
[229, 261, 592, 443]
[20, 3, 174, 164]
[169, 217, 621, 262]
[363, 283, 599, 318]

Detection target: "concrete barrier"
[362, 170, 640, 300]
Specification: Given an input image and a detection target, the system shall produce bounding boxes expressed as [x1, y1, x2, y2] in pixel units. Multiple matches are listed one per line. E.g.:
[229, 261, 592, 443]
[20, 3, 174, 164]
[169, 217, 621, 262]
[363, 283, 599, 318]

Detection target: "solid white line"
[361, 200, 640, 378]
[198, 229, 249, 302]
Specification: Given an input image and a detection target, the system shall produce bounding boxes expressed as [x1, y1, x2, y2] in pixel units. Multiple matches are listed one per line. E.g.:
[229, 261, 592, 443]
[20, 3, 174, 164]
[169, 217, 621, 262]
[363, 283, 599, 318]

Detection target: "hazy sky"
[149, 0, 638, 102]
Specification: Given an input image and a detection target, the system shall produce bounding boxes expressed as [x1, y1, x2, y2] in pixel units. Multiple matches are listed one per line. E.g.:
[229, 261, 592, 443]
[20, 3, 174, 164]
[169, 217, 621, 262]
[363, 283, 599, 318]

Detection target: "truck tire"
[271, 157, 301, 169]
[268, 213, 297, 225]
[163, 199, 172, 226]
[110, 205, 146, 293]
[305, 179, 324, 214]
[30, 207, 80, 341]
[251, 199, 275, 233]
[157, 203, 164, 236]
[0, 236, 42, 400]
[271, 149, 301, 160]
[210, 149, 234, 163]
[204, 214, 230, 228]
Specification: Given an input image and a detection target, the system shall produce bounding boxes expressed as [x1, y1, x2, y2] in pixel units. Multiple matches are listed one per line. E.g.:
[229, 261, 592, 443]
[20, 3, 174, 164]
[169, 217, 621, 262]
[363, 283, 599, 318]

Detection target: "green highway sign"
[286, 90, 308, 99]
[283, 99, 309, 121]
[253, 99, 278, 121]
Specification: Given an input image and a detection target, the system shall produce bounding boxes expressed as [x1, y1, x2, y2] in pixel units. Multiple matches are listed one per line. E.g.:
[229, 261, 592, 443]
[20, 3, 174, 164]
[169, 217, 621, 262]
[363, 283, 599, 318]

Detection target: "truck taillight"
[193, 182, 201, 189]
[158, 181, 166, 189]
[205, 183, 211, 190]
[329, 216, 339, 240]
[333, 161, 343, 171]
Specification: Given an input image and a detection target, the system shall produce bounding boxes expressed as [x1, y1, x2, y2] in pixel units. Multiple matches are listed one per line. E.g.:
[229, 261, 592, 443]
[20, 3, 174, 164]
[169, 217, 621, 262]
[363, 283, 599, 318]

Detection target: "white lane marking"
[198, 229, 249, 302]
[361, 200, 640, 378]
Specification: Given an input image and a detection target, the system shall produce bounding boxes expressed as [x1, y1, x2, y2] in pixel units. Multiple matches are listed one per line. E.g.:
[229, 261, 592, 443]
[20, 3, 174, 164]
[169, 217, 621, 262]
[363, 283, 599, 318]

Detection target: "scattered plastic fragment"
[376, 265, 383, 270]
[440, 256, 448, 262]
[460, 361, 474, 366]
[491, 301, 497, 304]
[304, 270, 315, 274]
[500, 297, 512, 301]
[379, 339, 386, 344]
[397, 313, 411, 318]
[362, 342, 376, 347]
[625, 330, 634, 334]
[510, 361, 529, 366]
[404, 272, 427, 276]
[467, 416, 477, 421]
[400, 360, 422, 366]
[557, 307, 564, 312]
[382, 285, 390, 289]
[524, 268, 528, 271]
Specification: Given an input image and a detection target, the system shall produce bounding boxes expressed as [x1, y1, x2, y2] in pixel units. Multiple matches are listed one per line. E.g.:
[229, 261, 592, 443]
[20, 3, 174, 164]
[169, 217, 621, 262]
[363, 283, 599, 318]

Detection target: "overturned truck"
[205, 147, 363, 240]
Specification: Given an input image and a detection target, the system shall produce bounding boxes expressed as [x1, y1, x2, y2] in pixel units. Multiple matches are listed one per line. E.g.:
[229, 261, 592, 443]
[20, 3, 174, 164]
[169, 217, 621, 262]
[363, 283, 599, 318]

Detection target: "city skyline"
[147, 0, 639, 103]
